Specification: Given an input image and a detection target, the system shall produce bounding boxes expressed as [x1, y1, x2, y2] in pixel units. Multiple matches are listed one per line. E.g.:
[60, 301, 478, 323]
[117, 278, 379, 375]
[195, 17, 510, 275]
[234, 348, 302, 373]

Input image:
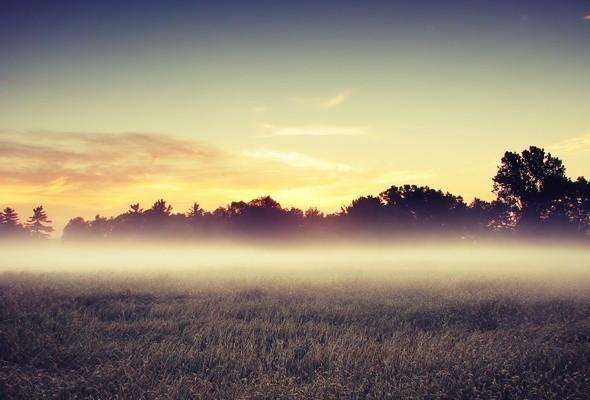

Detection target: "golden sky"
[2, 1, 590, 232]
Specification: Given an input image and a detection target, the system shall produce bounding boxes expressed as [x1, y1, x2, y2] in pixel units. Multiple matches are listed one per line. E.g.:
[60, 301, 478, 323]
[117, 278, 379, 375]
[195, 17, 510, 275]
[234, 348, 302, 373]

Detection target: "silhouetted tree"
[63, 217, 91, 240]
[300, 207, 333, 235]
[343, 196, 385, 232]
[149, 199, 172, 216]
[136, 199, 174, 236]
[62, 215, 113, 240]
[0, 207, 26, 237]
[109, 203, 146, 236]
[26, 206, 54, 239]
[187, 202, 204, 219]
[89, 215, 112, 238]
[304, 207, 325, 221]
[128, 203, 143, 215]
[543, 176, 590, 235]
[379, 185, 466, 230]
[493, 146, 571, 231]
[570, 177, 590, 235]
[231, 196, 295, 235]
[286, 207, 304, 224]
[467, 198, 510, 232]
[1, 207, 19, 226]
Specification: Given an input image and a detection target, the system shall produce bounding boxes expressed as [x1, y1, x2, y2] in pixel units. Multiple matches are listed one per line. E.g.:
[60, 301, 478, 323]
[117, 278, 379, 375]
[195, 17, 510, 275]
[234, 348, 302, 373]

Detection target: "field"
[1, 244, 590, 399]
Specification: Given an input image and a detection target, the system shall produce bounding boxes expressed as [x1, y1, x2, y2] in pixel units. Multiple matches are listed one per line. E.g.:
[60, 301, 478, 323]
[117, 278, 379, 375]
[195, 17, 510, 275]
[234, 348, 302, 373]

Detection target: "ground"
[1, 268, 589, 399]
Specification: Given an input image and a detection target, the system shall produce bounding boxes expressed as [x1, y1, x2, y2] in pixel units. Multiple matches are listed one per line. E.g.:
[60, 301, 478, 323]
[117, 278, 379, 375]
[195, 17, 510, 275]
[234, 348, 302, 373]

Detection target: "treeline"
[0, 206, 54, 239]
[2, 146, 589, 241]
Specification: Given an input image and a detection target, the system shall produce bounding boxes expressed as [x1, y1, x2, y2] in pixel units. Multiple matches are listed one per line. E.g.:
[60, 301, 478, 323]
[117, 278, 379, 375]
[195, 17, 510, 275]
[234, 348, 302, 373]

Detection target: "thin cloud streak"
[297, 89, 353, 109]
[242, 150, 356, 172]
[548, 133, 590, 154]
[261, 124, 366, 137]
[0, 130, 220, 162]
[0, 130, 225, 190]
[321, 89, 353, 109]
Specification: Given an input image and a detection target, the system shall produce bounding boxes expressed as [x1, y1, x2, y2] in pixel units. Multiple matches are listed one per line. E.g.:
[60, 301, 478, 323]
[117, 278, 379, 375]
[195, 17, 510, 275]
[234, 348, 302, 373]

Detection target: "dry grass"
[1, 271, 589, 399]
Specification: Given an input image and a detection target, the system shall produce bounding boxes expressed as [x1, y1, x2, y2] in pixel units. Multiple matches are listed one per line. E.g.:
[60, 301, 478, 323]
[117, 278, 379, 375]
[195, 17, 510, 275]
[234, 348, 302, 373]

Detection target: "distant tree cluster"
[2, 146, 590, 241]
[0, 206, 54, 239]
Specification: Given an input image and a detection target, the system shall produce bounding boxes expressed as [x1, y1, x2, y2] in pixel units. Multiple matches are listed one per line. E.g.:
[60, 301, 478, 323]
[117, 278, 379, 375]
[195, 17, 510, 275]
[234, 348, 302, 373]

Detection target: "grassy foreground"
[1, 272, 589, 399]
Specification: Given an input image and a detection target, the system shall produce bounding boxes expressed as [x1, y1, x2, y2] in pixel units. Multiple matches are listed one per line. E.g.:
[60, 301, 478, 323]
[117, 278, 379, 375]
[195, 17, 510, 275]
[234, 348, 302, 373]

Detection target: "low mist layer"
[2, 241, 590, 291]
[1, 242, 590, 399]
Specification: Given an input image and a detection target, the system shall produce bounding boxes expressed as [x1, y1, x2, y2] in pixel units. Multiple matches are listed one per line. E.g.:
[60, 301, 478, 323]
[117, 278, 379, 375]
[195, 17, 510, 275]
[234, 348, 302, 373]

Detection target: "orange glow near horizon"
[1, 128, 590, 234]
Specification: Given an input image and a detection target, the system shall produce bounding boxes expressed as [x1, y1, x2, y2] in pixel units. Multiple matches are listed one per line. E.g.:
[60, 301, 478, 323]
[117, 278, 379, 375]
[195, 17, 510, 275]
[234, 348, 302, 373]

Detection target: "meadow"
[1, 243, 590, 399]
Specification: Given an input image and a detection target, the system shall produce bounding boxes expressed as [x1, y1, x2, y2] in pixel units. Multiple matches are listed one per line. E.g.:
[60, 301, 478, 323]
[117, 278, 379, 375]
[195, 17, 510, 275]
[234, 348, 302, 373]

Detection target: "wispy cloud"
[548, 133, 590, 154]
[0, 130, 218, 162]
[369, 170, 437, 185]
[242, 149, 356, 172]
[0, 130, 224, 190]
[0, 130, 361, 209]
[261, 124, 366, 137]
[297, 89, 353, 109]
[320, 89, 353, 109]
[582, 15, 590, 21]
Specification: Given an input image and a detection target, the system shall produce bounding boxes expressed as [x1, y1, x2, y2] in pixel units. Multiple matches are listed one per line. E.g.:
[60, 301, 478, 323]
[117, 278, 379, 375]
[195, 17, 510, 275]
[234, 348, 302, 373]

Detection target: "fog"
[1, 241, 589, 291]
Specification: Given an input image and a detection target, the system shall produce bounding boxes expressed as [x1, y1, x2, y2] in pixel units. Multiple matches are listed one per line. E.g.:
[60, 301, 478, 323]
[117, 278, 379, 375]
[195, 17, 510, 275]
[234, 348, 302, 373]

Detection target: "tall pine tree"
[0, 207, 24, 237]
[26, 206, 54, 239]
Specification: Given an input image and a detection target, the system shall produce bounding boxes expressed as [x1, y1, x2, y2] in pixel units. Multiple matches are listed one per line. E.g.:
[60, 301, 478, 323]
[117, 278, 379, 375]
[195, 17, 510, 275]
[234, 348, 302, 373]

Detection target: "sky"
[1, 0, 590, 231]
